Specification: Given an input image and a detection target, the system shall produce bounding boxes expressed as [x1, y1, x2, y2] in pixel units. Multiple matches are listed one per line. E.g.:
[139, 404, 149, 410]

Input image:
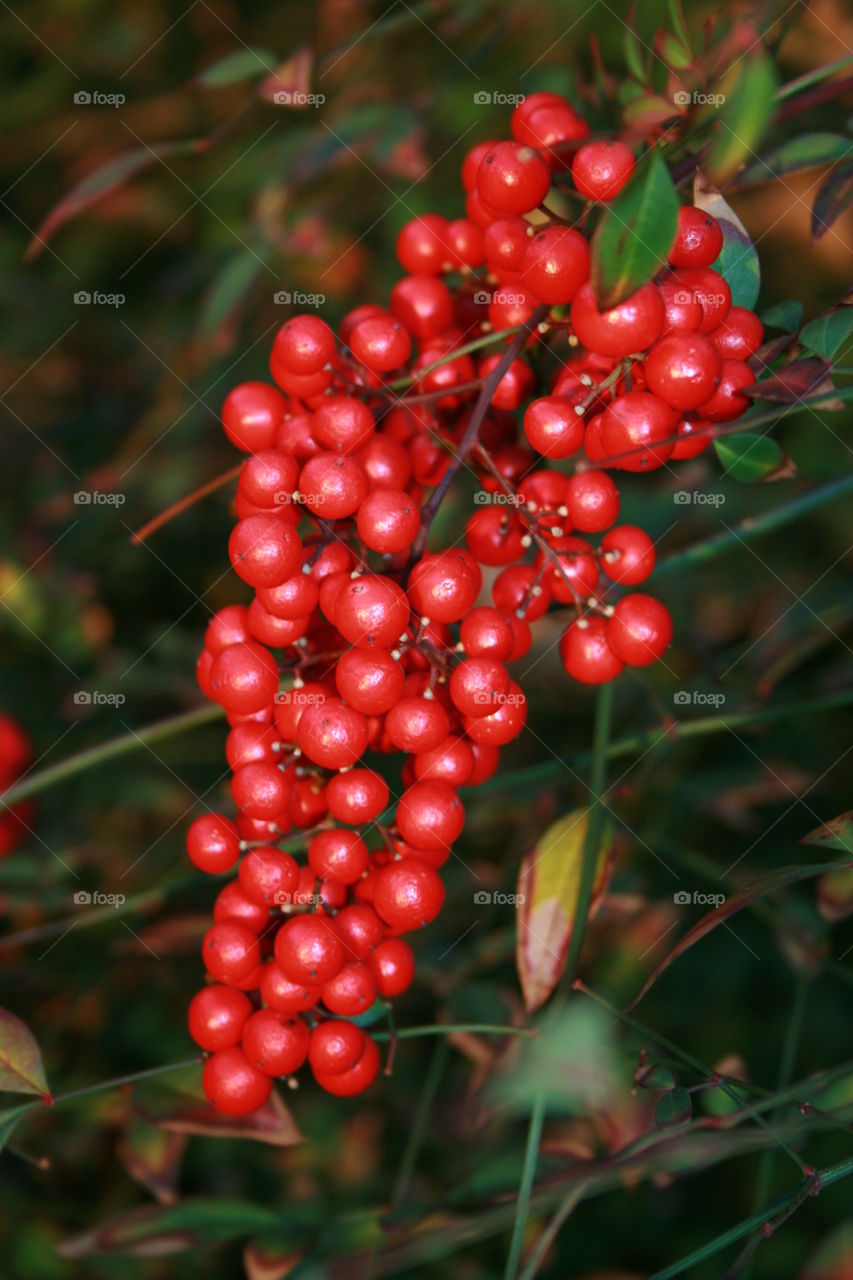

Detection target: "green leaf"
[346, 998, 390, 1028]
[693, 174, 759, 309]
[58, 1199, 285, 1258]
[196, 48, 276, 88]
[812, 161, 853, 241]
[590, 150, 679, 309]
[198, 253, 265, 342]
[740, 133, 853, 185]
[704, 47, 779, 184]
[0, 1008, 50, 1098]
[800, 305, 853, 361]
[655, 1087, 692, 1128]
[667, 0, 690, 46]
[634, 1064, 676, 1090]
[801, 810, 853, 855]
[714, 433, 782, 480]
[622, 18, 646, 84]
[761, 299, 803, 332]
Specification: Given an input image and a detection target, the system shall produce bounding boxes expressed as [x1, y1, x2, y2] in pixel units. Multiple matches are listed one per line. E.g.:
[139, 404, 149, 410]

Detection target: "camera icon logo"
[74, 291, 92, 305]
[473, 91, 492, 105]
[73, 890, 93, 905]
[73, 491, 92, 504]
[473, 290, 490, 305]
[673, 690, 691, 706]
[274, 291, 292, 304]
[473, 890, 492, 905]
[673, 90, 690, 107]
[673, 890, 692, 905]
[273, 90, 293, 105]
[74, 91, 92, 105]
[673, 490, 691, 505]
[73, 691, 92, 705]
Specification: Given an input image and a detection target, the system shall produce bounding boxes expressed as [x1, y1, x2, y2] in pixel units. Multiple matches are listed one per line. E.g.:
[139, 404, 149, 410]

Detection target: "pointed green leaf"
[704, 48, 778, 184]
[741, 133, 853, 185]
[667, 0, 690, 46]
[635, 1064, 676, 1090]
[591, 150, 679, 309]
[761, 299, 803, 332]
[812, 161, 853, 241]
[800, 305, 853, 361]
[0, 1008, 50, 1098]
[714, 433, 782, 480]
[655, 1086, 692, 1128]
[196, 48, 276, 88]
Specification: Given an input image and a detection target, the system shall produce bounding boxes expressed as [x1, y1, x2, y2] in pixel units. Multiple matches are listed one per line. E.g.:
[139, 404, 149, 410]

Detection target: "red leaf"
[0, 1007, 50, 1099]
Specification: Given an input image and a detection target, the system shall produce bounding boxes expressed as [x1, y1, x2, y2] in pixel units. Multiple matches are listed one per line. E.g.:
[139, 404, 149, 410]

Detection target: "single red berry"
[274, 681, 332, 740]
[374, 857, 445, 931]
[214, 880, 270, 933]
[188, 984, 252, 1052]
[671, 414, 715, 460]
[463, 680, 527, 745]
[520, 226, 590, 305]
[413, 735, 475, 786]
[369, 938, 416, 996]
[386, 696, 450, 753]
[313, 395, 375, 454]
[606, 594, 673, 666]
[231, 761, 291, 819]
[390, 274, 454, 340]
[396, 214, 450, 274]
[209, 641, 280, 716]
[711, 307, 764, 361]
[460, 607, 515, 660]
[465, 507, 527, 567]
[225, 720, 278, 771]
[296, 697, 369, 770]
[275, 914, 345, 985]
[222, 382, 286, 453]
[601, 525, 655, 585]
[308, 1019, 367, 1075]
[357, 433, 412, 490]
[205, 605, 252, 655]
[658, 274, 704, 335]
[314, 1034, 380, 1097]
[273, 314, 336, 375]
[349, 313, 412, 373]
[357, 489, 421, 554]
[696, 359, 754, 421]
[670, 267, 731, 333]
[476, 141, 551, 216]
[523, 395, 585, 459]
[449, 657, 510, 718]
[202, 1046, 272, 1115]
[259, 962, 321, 1014]
[308, 828, 369, 885]
[335, 575, 411, 648]
[335, 647, 405, 713]
[321, 962, 377, 1016]
[539, 536, 600, 602]
[247, 600, 310, 649]
[668, 207, 723, 269]
[483, 216, 530, 273]
[298, 452, 369, 519]
[571, 281, 664, 358]
[257, 572, 319, 621]
[186, 813, 241, 875]
[408, 550, 482, 623]
[478, 353, 535, 410]
[571, 140, 635, 201]
[396, 780, 465, 852]
[601, 391, 677, 472]
[229, 514, 302, 589]
[239, 846, 299, 906]
[325, 769, 389, 825]
[203, 920, 260, 984]
[241, 1009, 310, 1077]
[565, 470, 620, 532]
[644, 333, 722, 411]
[560, 616, 624, 684]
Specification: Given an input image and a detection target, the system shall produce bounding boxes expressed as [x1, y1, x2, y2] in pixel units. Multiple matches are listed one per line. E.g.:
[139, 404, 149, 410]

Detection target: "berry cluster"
[187, 91, 763, 1114]
[0, 715, 32, 857]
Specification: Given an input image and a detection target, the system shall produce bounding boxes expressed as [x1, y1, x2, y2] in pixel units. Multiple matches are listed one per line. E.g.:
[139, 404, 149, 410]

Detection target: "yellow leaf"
[515, 809, 613, 1012]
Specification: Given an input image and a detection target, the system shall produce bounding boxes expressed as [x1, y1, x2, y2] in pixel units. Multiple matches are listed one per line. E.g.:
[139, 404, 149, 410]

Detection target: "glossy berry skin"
[209, 642, 280, 716]
[188, 984, 252, 1052]
[414, 735, 474, 786]
[202, 1046, 272, 1115]
[231, 761, 290, 819]
[560, 617, 624, 684]
[463, 680, 526, 745]
[450, 657, 510, 717]
[386, 696, 450, 754]
[644, 333, 722, 411]
[465, 508, 527, 567]
[222, 382, 286, 453]
[478, 353, 535, 410]
[275, 914, 345, 985]
[335, 648, 404, 713]
[601, 525, 655, 585]
[313, 396, 374, 454]
[238, 846, 299, 906]
[476, 141, 551, 215]
[374, 858, 445, 931]
[259, 963, 321, 1014]
[326, 769, 389, 825]
[297, 698, 368, 770]
[696, 359, 754, 422]
[541, 537, 600, 602]
[519, 226, 590, 305]
[298, 453, 369, 519]
[672, 267, 731, 334]
[238, 450, 300, 509]
[601, 391, 677, 472]
[606, 594, 674, 666]
[242, 1009, 310, 1076]
[408, 551, 482, 623]
[396, 214, 449, 275]
[332, 904, 384, 961]
[396, 780, 465, 852]
[484, 216, 530, 273]
[187, 813, 241, 875]
[214, 881, 269, 934]
[274, 315, 336, 375]
[390, 274, 454, 339]
[308, 1019, 367, 1075]
[257, 572, 319, 621]
[668, 207, 723, 269]
[350, 314, 412, 373]
[203, 920, 260, 984]
[308, 829, 369, 885]
[314, 1034, 380, 1096]
[459, 607, 515, 660]
[571, 281, 664, 358]
[369, 938, 416, 997]
[671, 414, 715, 460]
[335, 576, 411, 649]
[523, 395, 585, 459]
[572, 141, 635, 201]
[229, 515, 302, 589]
[712, 307, 764, 360]
[357, 489, 420, 553]
[566, 470, 620, 532]
[321, 962, 376, 1016]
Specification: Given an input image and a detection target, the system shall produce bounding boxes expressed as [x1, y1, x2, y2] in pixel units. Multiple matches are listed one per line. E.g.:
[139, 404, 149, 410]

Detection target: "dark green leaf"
[634, 1064, 676, 1090]
[704, 48, 778, 184]
[694, 175, 759, 309]
[196, 48, 276, 88]
[813, 162, 853, 241]
[591, 150, 679, 309]
[655, 1087, 692, 1128]
[346, 998, 390, 1027]
[740, 133, 853, 185]
[714, 433, 782, 480]
[0, 1008, 50, 1098]
[800, 305, 853, 361]
[761, 300, 803, 332]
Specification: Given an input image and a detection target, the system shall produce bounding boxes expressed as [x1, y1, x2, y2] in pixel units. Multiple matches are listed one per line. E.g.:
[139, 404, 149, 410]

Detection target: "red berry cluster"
[0, 715, 33, 856]
[187, 91, 764, 1114]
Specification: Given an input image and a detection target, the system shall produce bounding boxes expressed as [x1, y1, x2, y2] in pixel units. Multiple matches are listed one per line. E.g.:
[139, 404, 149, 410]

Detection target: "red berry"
[540, 536, 600, 602]
[644, 333, 722, 411]
[386, 696, 450, 753]
[222, 382, 286, 453]
[326, 769, 389, 825]
[601, 525, 655, 585]
[357, 489, 420, 553]
[712, 307, 764, 361]
[396, 214, 449, 275]
[484, 217, 530, 273]
[308, 1019, 366, 1075]
[565, 470, 620, 532]
[242, 1009, 309, 1076]
[188, 984, 252, 1052]
[477, 141, 551, 216]
[186, 813, 241, 875]
[335, 647, 405, 713]
[308, 828, 369, 885]
[408, 550, 482, 623]
[668, 207, 723, 269]
[369, 938, 416, 996]
[313, 395, 375, 454]
[259, 963, 321, 1014]
[601, 391, 677, 472]
[350, 313, 412, 373]
[523, 395, 585, 459]
[298, 452, 369, 519]
[202, 1046, 272, 1115]
[396, 780, 465, 852]
[239, 846, 299, 906]
[463, 679, 526, 745]
[229, 515, 302, 589]
[413, 735, 474, 786]
[209, 641, 280, 716]
[560, 616, 624, 684]
[671, 414, 715, 460]
[571, 140, 635, 201]
[231, 761, 291, 819]
[321, 962, 377, 1016]
[273, 315, 336, 375]
[314, 1033, 380, 1096]
[275, 914, 345, 985]
[297, 697, 369, 770]
[571, 282, 664, 358]
[214, 881, 270, 933]
[460, 607, 515, 659]
[450, 657, 510, 717]
[390, 274, 454, 340]
[671, 267, 731, 333]
[696, 359, 754, 422]
[205, 605, 252, 655]
[335, 575, 411, 648]
[465, 507, 527, 567]
[374, 857, 445, 931]
[520, 226, 590, 305]
[606, 594, 673, 666]
[203, 920, 260, 984]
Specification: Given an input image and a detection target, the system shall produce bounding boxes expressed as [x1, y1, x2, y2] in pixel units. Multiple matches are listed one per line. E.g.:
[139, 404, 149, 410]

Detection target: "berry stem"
[130, 464, 241, 544]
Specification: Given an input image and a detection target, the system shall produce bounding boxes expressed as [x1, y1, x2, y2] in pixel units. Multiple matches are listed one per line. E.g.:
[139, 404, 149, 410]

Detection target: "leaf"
[515, 808, 613, 1012]
[740, 133, 853, 185]
[623, 93, 681, 130]
[714, 433, 782, 480]
[625, 855, 853, 1010]
[812, 161, 853, 241]
[634, 1064, 676, 1090]
[0, 1008, 50, 1098]
[746, 358, 832, 402]
[117, 1116, 186, 1204]
[26, 138, 206, 259]
[258, 47, 316, 107]
[801, 810, 853, 854]
[198, 255, 265, 345]
[621, 12, 646, 84]
[196, 48, 276, 88]
[345, 998, 390, 1027]
[133, 1076, 303, 1146]
[693, 172, 759, 309]
[800, 305, 853, 361]
[59, 1199, 283, 1259]
[761, 300, 803, 333]
[667, 0, 691, 46]
[243, 1240, 304, 1280]
[655, 1087, 692, 1128]
[703, 45, 778, 184]
[591, 150, 679, 309]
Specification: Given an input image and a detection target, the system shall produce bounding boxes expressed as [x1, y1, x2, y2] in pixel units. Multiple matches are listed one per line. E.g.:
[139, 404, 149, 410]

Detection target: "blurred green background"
[1, 1, 852, 1277]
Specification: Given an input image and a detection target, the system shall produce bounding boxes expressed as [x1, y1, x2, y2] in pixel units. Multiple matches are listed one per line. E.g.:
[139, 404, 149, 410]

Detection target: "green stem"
[372, 1023, 533, 1041]
[504, 1090, 546, 1280]
[385, 325, 522, 390]
[775, 52, 853, 100]
[391, 1038, 449, 1206]
[518, 1185, 586, 1280]
[0, 703, 224, 808]
[655, 474, 853, 580]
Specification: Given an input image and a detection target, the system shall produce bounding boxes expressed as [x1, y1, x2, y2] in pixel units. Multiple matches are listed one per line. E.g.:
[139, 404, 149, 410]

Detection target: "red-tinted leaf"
[117, 1116, 186, 1204]
[801, 810, 853, 854]
[257, 47, 316, 106]
[813, 161, 853, 241]
[745, 358, 833, 402]
[243, 1241, 304, 1280]
[0, 1007, 50, 1099]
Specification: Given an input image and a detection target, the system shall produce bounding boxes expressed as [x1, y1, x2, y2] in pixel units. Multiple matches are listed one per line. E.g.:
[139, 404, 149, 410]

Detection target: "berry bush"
[2, 2, 853, 1278]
